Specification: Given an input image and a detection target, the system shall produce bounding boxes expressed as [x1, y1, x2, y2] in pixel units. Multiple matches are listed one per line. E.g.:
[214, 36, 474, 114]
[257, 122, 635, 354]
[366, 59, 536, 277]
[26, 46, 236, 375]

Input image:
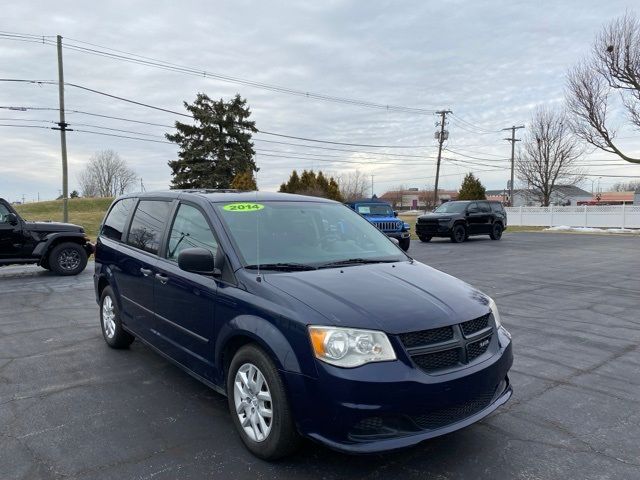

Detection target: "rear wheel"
[490, 223, 503, 240]
[100, 287, 135, 349]
[419, 236, 432, 242]
[49, 242, 88, 276]
[399, 237, 410, 251]
[227, 345, 300, 460]
[450, 224, 467, 243]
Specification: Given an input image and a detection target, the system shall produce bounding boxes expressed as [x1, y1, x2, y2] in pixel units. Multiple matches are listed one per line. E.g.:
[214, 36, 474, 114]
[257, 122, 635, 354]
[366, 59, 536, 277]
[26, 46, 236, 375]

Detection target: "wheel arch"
[33, 233, 88, 264]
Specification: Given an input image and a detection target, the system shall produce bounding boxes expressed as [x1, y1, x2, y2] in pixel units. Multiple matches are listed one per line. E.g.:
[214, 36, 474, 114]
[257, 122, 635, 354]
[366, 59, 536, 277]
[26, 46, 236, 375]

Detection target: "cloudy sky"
[1, 0, 639, 203]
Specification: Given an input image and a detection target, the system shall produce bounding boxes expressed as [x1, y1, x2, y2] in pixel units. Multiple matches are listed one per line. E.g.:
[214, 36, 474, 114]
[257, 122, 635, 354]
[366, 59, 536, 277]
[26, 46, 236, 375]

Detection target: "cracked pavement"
[1, 232, 639, 479]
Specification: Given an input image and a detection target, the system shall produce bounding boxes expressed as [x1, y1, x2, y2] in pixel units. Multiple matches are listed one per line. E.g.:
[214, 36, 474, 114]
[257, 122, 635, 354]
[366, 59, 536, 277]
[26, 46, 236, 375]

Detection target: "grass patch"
[15, 198, 113, 240]
[399, 215, 546, 239]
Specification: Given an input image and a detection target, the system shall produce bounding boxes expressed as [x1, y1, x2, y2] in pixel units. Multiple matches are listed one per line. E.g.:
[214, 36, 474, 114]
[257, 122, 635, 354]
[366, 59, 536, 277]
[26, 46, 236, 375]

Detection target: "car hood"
[418, 213, 455, 221]
[26, 221, 84, 233]
[263, 261, 490, 334]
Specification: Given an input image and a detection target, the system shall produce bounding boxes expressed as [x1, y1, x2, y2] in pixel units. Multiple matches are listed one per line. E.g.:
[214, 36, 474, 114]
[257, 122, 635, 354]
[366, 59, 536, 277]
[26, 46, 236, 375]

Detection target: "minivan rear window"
[126, 200, 172, 255]
[102, 198, 135, 241]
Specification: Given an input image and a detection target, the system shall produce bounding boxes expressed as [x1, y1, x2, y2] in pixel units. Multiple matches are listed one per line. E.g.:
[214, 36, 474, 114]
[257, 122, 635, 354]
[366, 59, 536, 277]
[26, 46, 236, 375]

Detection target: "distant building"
[380, 188, 458, 209]
[486, 185, 592, 207]
[635, 187, 640, 206]
[580, 191, 636, 205]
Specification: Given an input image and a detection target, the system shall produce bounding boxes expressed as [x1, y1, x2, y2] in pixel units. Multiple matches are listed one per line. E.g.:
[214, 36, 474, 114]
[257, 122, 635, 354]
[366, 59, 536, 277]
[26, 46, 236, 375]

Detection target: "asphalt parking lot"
[1, 232, 639, 479]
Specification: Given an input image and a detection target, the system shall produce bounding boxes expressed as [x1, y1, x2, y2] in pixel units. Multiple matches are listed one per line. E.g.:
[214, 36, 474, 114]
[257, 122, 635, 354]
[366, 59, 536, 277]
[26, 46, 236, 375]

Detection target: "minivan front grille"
[412, 349, 461, 371]
[399, 313, 496, 374]
[461, 313, 490, 336]
[410, 387, 496, 430]
[399, 326, 453, 348]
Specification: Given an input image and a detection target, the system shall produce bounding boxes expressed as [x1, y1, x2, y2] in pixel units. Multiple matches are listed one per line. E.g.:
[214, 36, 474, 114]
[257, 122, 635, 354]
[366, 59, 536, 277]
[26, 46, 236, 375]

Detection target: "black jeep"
[416, 200, 507, 243]
[0, 198, 94, 275]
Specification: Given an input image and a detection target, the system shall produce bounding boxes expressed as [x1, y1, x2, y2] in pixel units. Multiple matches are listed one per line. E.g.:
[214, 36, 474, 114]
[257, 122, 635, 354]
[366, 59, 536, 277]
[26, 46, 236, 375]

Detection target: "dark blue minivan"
[94, 190, 513, 459]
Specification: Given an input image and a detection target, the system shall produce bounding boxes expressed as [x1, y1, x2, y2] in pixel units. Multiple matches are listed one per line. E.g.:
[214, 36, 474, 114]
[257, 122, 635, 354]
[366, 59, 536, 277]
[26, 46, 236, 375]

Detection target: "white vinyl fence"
[505, 205, 640, 229]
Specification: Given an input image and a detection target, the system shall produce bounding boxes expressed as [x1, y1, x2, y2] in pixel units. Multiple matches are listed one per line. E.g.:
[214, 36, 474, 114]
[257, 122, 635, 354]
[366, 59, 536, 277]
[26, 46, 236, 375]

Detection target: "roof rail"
[173, 189, 245, 194]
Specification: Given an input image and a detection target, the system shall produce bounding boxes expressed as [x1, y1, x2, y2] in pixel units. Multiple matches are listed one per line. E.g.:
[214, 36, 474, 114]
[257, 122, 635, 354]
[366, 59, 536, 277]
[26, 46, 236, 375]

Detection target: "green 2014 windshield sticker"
[223, 203, 265, 212]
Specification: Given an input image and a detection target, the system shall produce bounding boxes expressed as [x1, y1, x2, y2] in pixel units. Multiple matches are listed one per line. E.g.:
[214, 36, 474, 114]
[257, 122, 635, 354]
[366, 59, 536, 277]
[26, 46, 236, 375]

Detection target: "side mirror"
[178, 248, 221, 276]
[393, 210, 398, 217]
[6, 213, 18, 225]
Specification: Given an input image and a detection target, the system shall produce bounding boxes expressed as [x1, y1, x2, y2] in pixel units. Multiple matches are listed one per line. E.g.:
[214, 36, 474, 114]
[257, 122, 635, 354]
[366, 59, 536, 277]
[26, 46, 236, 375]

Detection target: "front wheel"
[227, 345, 300, 460]
[49, 242, 88, 275]
[419, 236, 432, 243]
[399, 237, 410, 251]
[490, 223, 503, 240]
[450, 224, 467, 243]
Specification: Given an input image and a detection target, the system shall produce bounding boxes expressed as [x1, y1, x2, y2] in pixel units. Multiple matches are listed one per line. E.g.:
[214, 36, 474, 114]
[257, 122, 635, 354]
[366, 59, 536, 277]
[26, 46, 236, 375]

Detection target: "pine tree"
[230, 170, 258, 190]
[166, 93, 257, 189]
[279, 170, 344, 201]
[457, 172, 487, 200]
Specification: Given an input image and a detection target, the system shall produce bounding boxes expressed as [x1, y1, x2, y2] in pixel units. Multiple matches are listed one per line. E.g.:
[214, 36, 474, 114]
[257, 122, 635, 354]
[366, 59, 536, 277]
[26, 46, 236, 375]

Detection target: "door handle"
[155, 273, 169, 285]
[140, 268, 152, 277]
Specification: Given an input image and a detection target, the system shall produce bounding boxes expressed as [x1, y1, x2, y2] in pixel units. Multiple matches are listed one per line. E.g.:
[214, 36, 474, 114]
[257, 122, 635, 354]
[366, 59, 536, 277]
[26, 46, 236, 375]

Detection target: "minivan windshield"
[355, 203, 393, 216]
[214, 201, 407, 269]
[434, 202, 468, 213]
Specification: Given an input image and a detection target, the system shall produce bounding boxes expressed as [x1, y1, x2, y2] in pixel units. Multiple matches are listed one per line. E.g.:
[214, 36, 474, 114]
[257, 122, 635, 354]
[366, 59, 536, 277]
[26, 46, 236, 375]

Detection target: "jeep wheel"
[490, 223, 503, 240]
[399, 237, 410, 251]
[100, 287, 135, 349]
[419, 236, 432, 243]
[49, 242, 88, 276]
[450, 224, 467, 243]
[227, 345, 300, 460]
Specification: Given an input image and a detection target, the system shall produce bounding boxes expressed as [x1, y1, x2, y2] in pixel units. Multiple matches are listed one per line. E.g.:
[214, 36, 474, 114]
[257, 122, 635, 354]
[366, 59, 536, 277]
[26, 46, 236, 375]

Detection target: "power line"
[0, 78, 434, 148]
[0, 32, 438, 115]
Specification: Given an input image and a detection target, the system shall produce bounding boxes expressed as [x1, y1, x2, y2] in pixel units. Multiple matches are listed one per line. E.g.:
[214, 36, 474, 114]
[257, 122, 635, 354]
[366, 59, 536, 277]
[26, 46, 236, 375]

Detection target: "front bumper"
[416, 222, 451, 237]
[385, 231, 410, 240]
[284, 332, 513, 454]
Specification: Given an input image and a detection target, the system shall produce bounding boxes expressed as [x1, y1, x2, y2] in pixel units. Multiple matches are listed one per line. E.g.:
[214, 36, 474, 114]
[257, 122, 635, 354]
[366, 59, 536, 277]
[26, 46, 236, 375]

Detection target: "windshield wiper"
[244, 262, 317, 272]
[318, 258, 397, 268]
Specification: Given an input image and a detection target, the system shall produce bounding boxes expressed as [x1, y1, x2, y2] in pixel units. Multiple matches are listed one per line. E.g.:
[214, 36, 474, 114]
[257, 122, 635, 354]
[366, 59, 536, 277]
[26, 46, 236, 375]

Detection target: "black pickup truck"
[0, 198, 94, 275]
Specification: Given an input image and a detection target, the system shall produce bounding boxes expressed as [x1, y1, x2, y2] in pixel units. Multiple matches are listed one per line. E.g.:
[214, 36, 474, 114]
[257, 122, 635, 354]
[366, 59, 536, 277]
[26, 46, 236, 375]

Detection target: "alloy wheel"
[233, 363, 273, 442]
[58, 248, 81, 271]
[102, 296, 116, 339]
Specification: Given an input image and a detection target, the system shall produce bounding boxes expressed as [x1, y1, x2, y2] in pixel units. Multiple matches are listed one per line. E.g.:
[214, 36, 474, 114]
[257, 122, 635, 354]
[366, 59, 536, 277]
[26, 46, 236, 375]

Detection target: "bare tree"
[611, 180, 640, 191]
[77, 150, 137, 197]
[516, 108, 585, 206]
[566, 13, 640, 164]
[336, 170, 370, 201]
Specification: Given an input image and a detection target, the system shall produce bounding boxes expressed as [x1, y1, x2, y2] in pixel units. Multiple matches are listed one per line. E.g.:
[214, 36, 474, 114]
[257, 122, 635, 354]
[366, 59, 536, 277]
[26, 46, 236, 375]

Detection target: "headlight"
[488, 297, 502, 328]
[308, 326, 396, 368]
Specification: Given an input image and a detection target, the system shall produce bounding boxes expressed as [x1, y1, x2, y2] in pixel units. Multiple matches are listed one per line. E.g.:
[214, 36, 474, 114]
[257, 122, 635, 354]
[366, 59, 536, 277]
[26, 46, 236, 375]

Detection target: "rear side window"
[101, 198, 135, 241]
[491, 202, 505, 213]
[478, 202, 491, 213]
[166, 203, 218, 261]
[127, 200, 172, 255]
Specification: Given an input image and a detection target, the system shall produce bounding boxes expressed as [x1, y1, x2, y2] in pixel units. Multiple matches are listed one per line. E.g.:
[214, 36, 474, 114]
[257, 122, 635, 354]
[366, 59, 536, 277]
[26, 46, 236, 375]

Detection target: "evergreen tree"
[279, 169, 343, 201]
[230, 170, 258, 190]
[457, 173, 487, 200]
[166, 93, 257, 189]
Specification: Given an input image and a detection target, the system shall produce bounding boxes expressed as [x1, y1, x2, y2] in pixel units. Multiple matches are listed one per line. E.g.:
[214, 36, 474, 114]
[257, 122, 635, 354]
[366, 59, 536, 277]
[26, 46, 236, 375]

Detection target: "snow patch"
[545, 226, 639, 234]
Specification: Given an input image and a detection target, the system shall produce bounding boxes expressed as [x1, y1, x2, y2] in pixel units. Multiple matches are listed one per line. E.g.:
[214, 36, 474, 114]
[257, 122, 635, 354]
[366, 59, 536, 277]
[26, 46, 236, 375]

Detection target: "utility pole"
[433, 110, 452, 209]
[370, 175, 374, 198]
[503, 125, 524, 207]
[54, 35, 70, 222]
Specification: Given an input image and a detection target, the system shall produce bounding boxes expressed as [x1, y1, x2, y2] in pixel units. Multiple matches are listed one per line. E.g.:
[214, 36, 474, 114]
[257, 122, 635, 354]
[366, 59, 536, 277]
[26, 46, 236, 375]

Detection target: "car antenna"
[255, 173, 261, 282]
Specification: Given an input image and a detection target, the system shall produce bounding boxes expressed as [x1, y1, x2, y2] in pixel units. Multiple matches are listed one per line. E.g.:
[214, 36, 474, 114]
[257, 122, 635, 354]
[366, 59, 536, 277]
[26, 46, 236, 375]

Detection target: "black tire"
[100, 286, 135, 349]
[450, 224, 467, 243]
[227, 344, 300, 460]
[490, 223, 503, 240]
[419, 236, 432, 243]
[399, 237, 410, 252]
[49, 242, 88, 276]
